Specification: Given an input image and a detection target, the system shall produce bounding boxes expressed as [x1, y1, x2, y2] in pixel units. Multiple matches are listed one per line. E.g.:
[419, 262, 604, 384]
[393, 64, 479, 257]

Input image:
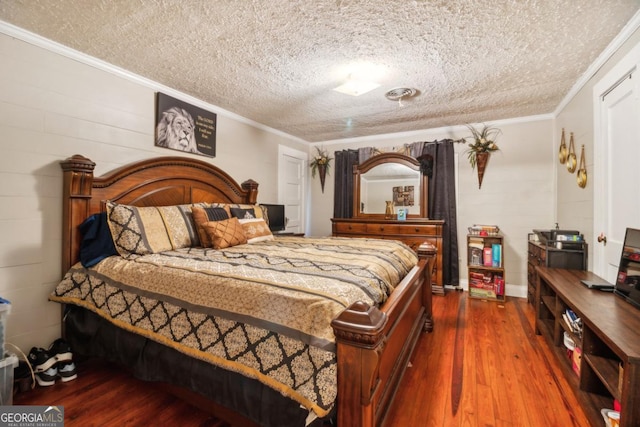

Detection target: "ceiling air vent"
[385, 87, 417, 101]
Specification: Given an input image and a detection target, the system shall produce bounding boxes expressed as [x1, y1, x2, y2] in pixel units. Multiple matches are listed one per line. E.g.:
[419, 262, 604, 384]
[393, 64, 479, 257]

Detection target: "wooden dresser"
[527, 234, 587, 305]
[331, 217, 444, 293]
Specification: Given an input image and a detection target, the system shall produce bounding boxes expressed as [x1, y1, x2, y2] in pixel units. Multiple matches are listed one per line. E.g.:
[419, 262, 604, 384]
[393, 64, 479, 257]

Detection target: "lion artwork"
[156, 107, 199, 153]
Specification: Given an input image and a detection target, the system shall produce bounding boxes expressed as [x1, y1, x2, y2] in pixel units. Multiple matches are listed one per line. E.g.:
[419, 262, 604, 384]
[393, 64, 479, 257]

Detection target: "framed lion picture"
[155, 92, 216, 157]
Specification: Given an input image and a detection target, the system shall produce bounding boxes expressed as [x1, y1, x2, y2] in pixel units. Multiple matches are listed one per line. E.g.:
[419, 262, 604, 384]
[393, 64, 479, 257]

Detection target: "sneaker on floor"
[57, 361, 77, 382]
[48, 338, 73, 363]
[35, 366, 58, 387]
[27, 347, 57, 373]
[14, 361, 35, 393]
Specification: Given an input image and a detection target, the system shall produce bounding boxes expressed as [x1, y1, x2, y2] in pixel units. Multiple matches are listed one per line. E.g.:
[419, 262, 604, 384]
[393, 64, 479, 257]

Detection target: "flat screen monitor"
[614, 227, 640, 309]
[261, 204, 286, 232]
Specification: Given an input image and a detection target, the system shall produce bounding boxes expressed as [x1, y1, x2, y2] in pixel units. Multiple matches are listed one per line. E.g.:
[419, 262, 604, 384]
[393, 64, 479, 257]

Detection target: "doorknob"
[597, 232, 607, 245]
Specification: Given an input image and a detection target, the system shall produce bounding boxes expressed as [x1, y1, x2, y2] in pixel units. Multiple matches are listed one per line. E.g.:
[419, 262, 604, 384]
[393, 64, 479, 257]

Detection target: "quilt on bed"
[50, 236, 417, 418]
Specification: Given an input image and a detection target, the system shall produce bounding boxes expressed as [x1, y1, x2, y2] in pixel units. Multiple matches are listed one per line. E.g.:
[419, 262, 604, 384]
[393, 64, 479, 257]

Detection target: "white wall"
[0, 30, 307, 352]
[555, 27, 640, 270]
[309, 117, 555, 298]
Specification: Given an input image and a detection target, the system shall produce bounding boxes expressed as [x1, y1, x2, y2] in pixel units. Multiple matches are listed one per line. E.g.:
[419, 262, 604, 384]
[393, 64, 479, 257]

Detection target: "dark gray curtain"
[333, 149, 359, 218]
[421, 140, 459, 286]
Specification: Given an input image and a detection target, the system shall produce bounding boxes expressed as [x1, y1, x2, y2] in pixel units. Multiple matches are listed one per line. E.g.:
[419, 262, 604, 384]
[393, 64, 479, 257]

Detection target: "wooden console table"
[535, 267, 640, 427]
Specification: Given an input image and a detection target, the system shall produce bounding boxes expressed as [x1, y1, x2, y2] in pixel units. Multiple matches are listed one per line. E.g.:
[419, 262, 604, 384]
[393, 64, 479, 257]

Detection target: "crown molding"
[554, 9, 640, 115]
[0, 20, 306, 145]
[316, 114, 553, 146]
[3, 10, 639, 148]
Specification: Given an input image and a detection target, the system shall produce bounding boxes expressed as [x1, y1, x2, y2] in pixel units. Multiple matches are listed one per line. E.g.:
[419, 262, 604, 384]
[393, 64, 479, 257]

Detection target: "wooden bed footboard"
[332, 252, 434, 427]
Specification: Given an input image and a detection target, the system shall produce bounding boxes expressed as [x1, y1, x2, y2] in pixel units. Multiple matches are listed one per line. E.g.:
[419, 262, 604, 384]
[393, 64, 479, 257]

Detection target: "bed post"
[417, 242, 437, 332]
[60, 155, 96, 274]
[331, 248, 435, 427]
[241, 179, 259, 204]
[331, 302, 387, 427]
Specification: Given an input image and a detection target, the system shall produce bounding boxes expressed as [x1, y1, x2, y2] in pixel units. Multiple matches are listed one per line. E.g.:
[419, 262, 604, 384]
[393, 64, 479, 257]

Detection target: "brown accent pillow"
[201, 217, 247, 249]
[192, 205, 230, 247]
[239, 218, 274, 243]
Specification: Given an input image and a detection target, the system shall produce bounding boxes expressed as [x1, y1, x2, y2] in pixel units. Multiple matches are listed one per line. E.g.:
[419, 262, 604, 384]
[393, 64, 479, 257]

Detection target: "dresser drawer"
[333, 222, 368, 234]
[528, 251, 542, 267]
[528, 242, 545, 265]
[365, 223, 436, 236]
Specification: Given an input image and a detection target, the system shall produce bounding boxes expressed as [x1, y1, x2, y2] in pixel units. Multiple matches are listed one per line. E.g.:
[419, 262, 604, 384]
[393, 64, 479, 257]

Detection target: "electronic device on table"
[613, 227, 640, 309]
[580, 228, 640, 297]
[580, 279, 614, 290]
[260, 203, 286, 232]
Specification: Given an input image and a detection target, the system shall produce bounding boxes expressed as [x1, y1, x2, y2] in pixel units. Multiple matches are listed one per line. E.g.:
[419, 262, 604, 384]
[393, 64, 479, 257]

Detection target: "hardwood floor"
[14, 292, 591, 426]
[385, 291, 591, 427]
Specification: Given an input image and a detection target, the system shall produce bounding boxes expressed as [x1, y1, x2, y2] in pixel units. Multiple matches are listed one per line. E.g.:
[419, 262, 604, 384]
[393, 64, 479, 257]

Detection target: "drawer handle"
[348, 225, 352, 230]
[380, 227, 384, 231]
[415, 228, 420, 232]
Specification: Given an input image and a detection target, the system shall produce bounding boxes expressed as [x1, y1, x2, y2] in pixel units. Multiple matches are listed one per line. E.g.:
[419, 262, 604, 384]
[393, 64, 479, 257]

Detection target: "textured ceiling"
[1, 1, 639, 142]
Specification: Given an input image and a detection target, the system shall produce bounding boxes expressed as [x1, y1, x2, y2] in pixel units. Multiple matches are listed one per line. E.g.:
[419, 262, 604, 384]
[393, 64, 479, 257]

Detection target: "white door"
[278, 146, 307, 234]
[594, 56, 640, 281]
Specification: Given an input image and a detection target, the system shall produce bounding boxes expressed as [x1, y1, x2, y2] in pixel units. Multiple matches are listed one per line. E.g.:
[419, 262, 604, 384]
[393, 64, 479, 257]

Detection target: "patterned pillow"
[106, 202, 202, 256]
[201, 217, 248, 249]
[239, 218, 274, 243]
[230, 207, 256, 220]
[228, 204, 265, 219]
[192, 206, 230, 247]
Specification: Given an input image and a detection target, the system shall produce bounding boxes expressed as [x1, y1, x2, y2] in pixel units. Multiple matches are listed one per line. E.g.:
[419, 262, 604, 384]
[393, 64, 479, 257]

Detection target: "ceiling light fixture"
[385, 87, 417, 107]
[333, 77, 380, 96]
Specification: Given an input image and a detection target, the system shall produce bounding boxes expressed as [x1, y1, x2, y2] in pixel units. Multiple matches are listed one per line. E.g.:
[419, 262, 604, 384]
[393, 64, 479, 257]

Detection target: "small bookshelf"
[467, 232, 505, 302]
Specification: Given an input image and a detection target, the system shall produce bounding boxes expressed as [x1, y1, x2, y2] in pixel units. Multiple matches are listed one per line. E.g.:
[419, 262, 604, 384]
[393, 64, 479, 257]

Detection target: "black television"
[260, 204, 286, 232]
[614, 227, 640, 309]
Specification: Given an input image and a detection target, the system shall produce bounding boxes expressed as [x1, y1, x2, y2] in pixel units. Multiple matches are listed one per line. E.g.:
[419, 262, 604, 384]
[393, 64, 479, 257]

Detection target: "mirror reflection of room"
[359, 163, 421, 214]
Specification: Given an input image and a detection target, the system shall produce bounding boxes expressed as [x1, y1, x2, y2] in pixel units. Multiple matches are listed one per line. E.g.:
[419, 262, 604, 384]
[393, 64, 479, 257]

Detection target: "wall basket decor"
[577, 144, 587, 188]
[310, 146, 332, 193]
[464, 124, 500, 189]
[558, 128, 567, 164]
[566, 132, 577, 173]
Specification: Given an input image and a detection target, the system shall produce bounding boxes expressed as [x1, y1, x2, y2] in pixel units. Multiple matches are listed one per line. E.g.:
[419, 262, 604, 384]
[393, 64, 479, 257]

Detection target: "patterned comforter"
[50, 236, 418, 418]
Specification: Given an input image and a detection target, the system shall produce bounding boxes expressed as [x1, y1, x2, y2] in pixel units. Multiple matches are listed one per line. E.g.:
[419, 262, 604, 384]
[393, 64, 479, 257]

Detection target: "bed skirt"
[64, 306, 333, 427]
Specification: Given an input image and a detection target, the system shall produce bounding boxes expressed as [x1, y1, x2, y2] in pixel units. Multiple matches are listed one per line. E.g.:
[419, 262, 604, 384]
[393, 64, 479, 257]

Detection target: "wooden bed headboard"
[59, 154, 259, 274]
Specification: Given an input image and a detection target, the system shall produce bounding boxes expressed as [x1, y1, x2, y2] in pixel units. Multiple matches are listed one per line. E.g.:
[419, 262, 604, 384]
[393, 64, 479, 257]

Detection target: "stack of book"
[469, 271, 505, 298]
[562, 309, 582, 335]
[469, 237, 484, 266]
[469, 239, 502, 267]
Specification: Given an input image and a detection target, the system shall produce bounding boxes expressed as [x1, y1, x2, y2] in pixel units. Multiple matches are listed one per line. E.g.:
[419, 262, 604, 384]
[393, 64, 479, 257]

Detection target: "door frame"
[278, 144, 308, 233]
[592, 41, 640, 277]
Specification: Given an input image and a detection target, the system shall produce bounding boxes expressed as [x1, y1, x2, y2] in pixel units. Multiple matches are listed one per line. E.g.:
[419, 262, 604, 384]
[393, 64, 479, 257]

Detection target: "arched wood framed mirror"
[353, 153, 428, 219]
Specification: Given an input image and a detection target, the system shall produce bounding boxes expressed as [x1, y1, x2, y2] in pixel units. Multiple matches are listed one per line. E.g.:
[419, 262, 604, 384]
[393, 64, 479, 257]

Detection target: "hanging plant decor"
[310, 146, 333, 193]
[465, 124, 501, 189]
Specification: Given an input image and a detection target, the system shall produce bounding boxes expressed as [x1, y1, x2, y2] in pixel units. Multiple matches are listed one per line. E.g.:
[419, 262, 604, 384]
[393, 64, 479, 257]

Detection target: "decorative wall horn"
[566, 132, 577, 173]
[558, 128, 567, 164]
[577, 144, 587, 188]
